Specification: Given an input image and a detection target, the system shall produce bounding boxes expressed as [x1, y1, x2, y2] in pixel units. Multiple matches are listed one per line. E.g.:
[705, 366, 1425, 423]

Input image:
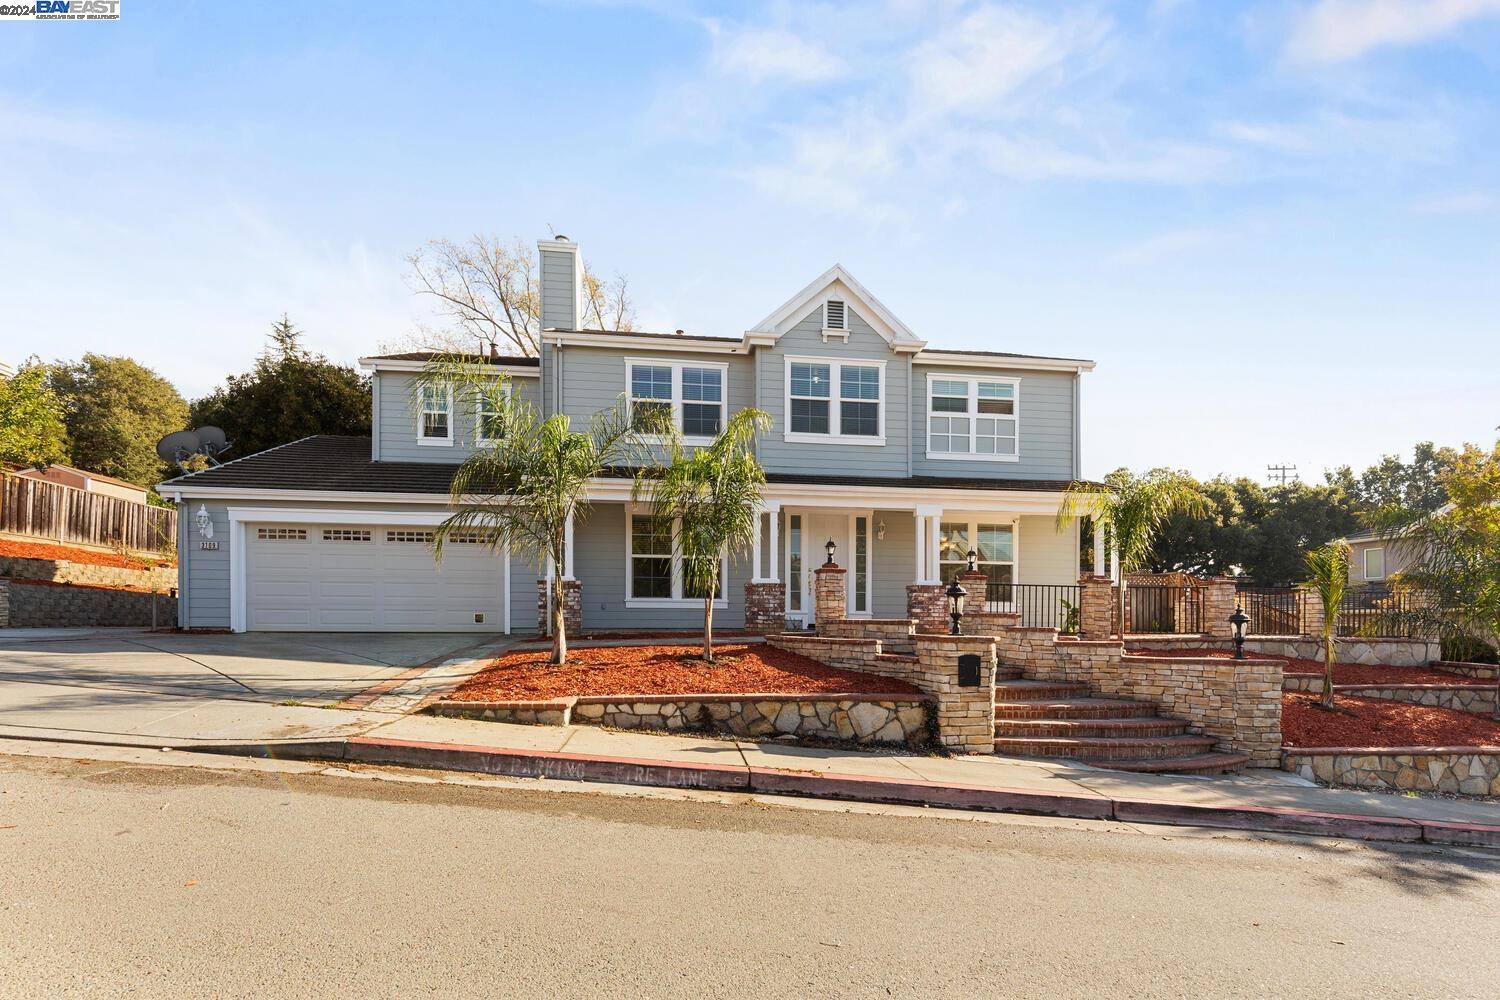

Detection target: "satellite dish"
[196, 426, 230, 459]
[156, 427, 235, 471]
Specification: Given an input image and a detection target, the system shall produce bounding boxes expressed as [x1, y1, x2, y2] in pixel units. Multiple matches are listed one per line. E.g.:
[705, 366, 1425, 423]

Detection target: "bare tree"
[396, 235, 635, 358]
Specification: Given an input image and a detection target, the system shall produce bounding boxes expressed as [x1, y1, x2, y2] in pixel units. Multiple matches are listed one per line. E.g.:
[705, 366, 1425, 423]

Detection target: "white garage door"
[245, 524, 506, 632]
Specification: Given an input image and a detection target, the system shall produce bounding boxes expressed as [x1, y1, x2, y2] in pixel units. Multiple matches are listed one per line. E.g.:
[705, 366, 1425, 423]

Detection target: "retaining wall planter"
[0, 554, 175, 592]
[1432, 661, 1499, 681]
[1285, 747, 1500, 796]
[1125, 635, 1440, 667]
[428, 692, 935, 748]
[1283, 676, 1498, 716]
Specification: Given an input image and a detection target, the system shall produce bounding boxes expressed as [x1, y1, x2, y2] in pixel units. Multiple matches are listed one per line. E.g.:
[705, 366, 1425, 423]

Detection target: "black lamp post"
[946, 576, 967, 635]
[1229, 605, 1250, 660]
[824, 538, 836, 566]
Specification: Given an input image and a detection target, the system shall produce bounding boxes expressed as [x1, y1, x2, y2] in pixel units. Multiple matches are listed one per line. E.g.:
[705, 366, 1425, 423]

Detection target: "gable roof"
[745, 264, 926, 351]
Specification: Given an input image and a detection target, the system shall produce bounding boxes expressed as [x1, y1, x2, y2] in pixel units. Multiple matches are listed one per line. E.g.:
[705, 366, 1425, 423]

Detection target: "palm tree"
[1056, 468, 1208, 636]
[633, 408, 771, 662]
[414, 355, 660, 665]
[1303, 540, 1351, 708]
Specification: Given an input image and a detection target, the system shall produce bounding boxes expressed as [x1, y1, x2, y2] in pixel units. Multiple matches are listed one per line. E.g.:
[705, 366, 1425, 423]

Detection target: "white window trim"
[1363, 546, 1386, 580]
[625, 358, 729, 446]
[474, 381, 512, 446]
[924, 373, 1020, 463]
[624, 505, 729, 608]
[783, 355, 887, 446]
[416, 383, 454, 446]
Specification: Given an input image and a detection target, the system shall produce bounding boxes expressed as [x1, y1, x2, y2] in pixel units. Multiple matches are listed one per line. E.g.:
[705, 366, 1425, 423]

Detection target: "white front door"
[792, 511, 851, 624]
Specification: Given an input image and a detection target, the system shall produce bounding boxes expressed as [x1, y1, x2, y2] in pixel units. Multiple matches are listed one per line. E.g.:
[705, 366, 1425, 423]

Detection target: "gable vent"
[825, 299, 846, 331]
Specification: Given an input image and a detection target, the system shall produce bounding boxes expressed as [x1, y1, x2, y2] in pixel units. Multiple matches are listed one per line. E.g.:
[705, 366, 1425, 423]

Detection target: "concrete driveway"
[0, 629, 503, 746]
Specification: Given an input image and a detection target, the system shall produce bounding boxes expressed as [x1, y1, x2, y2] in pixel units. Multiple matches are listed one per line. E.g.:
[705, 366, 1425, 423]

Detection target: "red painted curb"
[746, 766, 1114, 820]
[1421, 820, 1500, 849]
[1110, 798, 1424, 842]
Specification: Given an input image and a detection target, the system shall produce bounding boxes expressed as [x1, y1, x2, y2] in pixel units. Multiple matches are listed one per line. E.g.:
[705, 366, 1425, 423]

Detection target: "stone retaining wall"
[1282, 676, 1497, 715]
[428, 692, 934, 747]
[0, 578, 176, 628]
[820, 618, 916, 652]
[1285, 749, 1500, 796]
[1432, 661, 1499, 680]
[0, 555, 176, 592]
[1125, 635, 1440, 667]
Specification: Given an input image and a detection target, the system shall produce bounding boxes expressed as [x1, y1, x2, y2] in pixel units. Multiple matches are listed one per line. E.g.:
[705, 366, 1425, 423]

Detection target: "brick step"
[1103, 752, 1251, 776]
[994, 698, 1160, 720]
[993, 733, 1219, 762]
[992, 679, 1091, 701]
[994, 717, 1189, 739]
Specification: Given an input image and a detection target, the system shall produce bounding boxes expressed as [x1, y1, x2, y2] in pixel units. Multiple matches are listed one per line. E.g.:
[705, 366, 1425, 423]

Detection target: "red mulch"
[449, 642, 921, 701]
[0, 538, 173, 570]
[1137, 647, 1490, 687]
[1282, 692, 1500, 749]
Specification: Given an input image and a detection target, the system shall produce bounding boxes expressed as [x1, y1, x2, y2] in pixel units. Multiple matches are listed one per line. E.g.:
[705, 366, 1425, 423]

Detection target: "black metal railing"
[1126, 584, 1203, 634]
[1234, 585, 1306, 636]
[985, 581, 1081, 633]
[1336, 585, 1426, 638]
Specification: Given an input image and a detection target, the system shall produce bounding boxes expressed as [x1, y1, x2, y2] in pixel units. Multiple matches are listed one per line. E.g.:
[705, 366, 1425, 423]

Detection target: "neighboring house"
[16, 464, 150, 504]
[1342, 528, 1407, 585]
[0, 360, 14, 378]
[158, 236, 1097, 634]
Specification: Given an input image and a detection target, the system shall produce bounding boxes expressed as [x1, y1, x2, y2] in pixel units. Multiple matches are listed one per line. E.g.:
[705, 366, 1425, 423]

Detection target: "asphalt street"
[2, 748, 1497, 998]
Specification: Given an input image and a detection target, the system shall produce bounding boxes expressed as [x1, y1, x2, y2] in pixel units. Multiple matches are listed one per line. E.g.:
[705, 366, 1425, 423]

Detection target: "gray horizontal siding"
[550, 343, 756, 434]
[573, 502, 747, 631]
[910, 366, 1077, 480]
[756, 306, 910, 478]
[374, 371, 540, 464]
[540, 249, 577, 331]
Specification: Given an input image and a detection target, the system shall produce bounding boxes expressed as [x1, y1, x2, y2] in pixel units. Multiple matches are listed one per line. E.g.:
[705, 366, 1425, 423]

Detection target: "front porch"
[542, 486, 1087, 634]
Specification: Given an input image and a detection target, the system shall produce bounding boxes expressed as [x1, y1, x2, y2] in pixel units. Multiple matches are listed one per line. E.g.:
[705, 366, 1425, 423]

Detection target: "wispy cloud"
[1285, 0, 1500, 65]
[1409, 190, 1499, 214]
[1108, 227, 1225, 266]
[708, 24, 849, 84]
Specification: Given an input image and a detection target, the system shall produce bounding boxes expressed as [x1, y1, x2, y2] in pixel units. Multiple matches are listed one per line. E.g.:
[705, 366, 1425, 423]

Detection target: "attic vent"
[825, 300, 846, 331]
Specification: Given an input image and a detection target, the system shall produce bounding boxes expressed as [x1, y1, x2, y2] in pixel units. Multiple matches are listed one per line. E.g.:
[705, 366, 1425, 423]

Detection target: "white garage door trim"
[227, 507, 510, 633]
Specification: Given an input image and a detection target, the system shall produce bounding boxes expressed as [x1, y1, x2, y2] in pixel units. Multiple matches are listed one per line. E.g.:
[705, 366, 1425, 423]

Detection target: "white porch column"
[928, 514, 943, 583]
[563, 509, 576, 580]
[913, 511, 926, 583]
[1110, 535, 1120, 584]
[915, 505, 943, 584]
[1092, 519, 1105, 576]
[766, 501, 781, 581]
[750, 506, 764, 582]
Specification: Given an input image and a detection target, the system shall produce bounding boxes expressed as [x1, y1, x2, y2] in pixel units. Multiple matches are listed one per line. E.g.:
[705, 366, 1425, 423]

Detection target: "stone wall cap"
[814, 564, 847, 574]
[1285, 745, 1500, 755]
[571, 691, 932, 705]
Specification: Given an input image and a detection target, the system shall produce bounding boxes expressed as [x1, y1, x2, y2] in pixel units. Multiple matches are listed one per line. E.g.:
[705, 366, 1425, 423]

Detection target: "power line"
[1266, 464, 1298, 485]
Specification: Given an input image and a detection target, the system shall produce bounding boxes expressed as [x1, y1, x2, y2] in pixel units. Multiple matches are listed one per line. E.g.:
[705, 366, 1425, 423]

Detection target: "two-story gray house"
[159, 237, 1096, 634]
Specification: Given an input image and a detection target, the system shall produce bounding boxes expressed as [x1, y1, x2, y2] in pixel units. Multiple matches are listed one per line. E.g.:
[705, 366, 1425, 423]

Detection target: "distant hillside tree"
[0, 360, 69, 468]
[48, 354, 188, 486]
[393, 234, 635, 356]
[191, 315, 371, 460]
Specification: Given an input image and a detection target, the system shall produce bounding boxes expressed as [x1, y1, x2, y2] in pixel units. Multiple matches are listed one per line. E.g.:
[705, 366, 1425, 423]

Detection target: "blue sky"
[2, 0, 1496, 481]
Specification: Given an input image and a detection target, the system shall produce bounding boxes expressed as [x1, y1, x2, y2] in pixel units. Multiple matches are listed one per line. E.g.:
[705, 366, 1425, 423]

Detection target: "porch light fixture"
[1230, 605, 1250, 660]
[824, 538, 836, 566]
[966, 548, 978, 573]
[195, 504, 213, 540]
[946, 577, 967, 635]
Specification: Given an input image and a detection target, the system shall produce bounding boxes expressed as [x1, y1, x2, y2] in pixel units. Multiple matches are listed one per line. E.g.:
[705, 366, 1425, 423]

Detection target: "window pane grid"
[929, 378, 1017, 456]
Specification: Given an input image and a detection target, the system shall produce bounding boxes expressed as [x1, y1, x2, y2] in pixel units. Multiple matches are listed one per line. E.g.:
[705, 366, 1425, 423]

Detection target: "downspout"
[370, 374, 382, 461]
[176, 498, 189, 629]
[1072, 372, 1081, 481]
[906, 354, 913, 477]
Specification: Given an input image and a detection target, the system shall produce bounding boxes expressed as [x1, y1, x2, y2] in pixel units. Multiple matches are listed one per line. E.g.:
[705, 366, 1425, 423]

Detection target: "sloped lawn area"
[1282, 692, 1500, 748]
[450, 642, 921, 701]
[0, 538, 173, 569]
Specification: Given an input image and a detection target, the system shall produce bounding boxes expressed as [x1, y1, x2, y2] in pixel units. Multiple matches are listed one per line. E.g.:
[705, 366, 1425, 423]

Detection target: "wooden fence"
[0, 475, 176, 555]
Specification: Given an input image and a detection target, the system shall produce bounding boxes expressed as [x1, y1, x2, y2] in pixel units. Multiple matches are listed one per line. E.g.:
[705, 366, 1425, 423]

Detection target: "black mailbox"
[957, 653, 981, 688]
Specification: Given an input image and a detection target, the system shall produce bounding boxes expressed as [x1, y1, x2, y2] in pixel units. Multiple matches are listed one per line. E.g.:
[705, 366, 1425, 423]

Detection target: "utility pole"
[1266, 464, 1298, 485]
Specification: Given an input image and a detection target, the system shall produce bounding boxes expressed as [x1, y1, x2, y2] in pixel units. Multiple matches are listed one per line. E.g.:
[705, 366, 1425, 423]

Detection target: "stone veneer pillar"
[912, 634, 998, 753]
[814, 562, 847, 624]
[537, 578, 582, 636]
[1078, 574, 1115, 640]
[906, 584, 947, 634]
[743, 581, 787, 632]
[1202, 576, 1239, 638]
[1300, 588, 1326, 638]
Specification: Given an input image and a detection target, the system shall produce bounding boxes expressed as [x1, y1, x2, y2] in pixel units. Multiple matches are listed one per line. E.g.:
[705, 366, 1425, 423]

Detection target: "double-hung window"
[785, 357, 884, 444]
[927, 375, 1018, 460]
[627, 510, 727, 605]
[1363, 547, 1386, 580]
[475, 382, 509, 445]
[939, 521, 1016, 606]
[418, 384, 453, 445]
[627, 360, 727, 442]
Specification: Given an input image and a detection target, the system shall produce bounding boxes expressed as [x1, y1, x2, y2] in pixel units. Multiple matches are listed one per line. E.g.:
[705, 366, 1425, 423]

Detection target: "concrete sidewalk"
[180, 710, 1500, 848]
